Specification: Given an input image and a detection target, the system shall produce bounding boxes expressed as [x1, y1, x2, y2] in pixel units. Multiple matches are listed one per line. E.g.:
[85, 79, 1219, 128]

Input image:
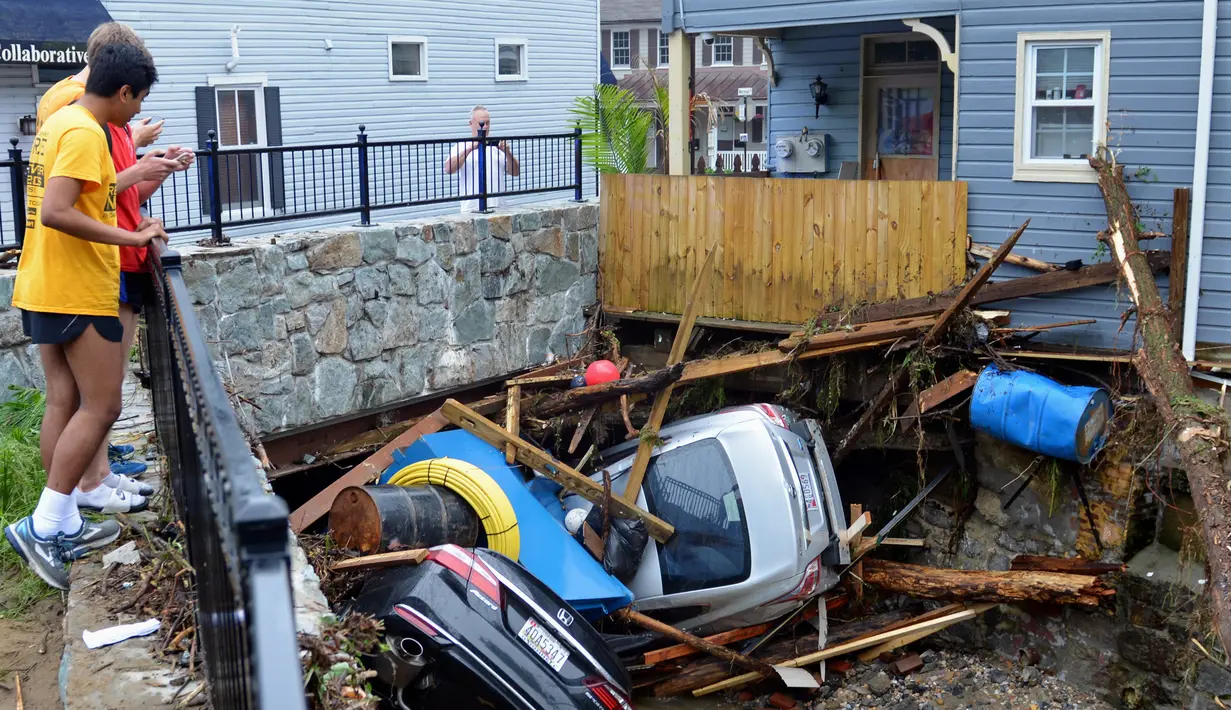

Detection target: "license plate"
[517, 618, 569, 672]
[797, 471, 819, 510]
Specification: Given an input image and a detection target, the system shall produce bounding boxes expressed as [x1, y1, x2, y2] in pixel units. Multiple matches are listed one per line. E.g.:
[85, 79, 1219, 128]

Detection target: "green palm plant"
[572, 83, 665, 174]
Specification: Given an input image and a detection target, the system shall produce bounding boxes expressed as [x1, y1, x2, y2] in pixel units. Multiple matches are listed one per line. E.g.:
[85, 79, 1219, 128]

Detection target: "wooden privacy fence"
[600, 175, 968, 325]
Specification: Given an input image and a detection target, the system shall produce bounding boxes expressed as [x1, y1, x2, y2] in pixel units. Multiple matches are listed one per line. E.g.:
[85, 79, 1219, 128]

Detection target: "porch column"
[668, 29, 693, 176]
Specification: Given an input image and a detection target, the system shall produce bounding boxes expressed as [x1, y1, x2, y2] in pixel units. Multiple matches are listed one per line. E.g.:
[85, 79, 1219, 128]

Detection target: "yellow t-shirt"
[36, 76, 86, 132]
[13, 105, 121, 317]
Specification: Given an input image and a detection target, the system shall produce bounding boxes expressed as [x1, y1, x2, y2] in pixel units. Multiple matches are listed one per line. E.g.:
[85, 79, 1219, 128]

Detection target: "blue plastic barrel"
[969, 365, 1112, 463]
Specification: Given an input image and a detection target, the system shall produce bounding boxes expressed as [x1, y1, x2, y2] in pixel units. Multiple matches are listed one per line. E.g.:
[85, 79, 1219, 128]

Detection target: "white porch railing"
[709, 150, 767, 172]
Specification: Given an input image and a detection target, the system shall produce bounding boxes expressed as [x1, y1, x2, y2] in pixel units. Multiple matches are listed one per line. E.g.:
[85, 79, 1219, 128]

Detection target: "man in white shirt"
[444, 105, 521, 213]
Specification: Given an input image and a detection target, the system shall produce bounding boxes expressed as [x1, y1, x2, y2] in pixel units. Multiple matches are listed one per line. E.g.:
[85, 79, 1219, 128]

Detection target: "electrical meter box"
[774, 134, 828, 174]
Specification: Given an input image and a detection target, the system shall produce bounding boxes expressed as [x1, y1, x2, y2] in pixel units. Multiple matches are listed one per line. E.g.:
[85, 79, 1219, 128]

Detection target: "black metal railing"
[146, 246, 303, 709]
[3, 126, 585, 246]
[1, 138, 27, 249]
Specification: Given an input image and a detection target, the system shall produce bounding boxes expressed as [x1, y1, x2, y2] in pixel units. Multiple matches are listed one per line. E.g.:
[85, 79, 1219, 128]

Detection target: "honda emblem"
[556, 608, 574, 626]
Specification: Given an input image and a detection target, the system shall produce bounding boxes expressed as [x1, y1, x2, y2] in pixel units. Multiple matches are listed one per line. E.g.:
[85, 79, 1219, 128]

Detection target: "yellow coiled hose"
[384, 457, 521, 559]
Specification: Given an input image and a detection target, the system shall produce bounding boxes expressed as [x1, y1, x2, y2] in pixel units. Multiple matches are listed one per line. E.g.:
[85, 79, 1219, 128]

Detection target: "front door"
[861, 73, 940, 180]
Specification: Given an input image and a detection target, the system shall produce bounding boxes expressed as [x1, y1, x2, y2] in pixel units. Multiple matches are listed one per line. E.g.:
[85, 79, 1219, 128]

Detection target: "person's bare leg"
[80, 304, 139, 492]
[45, 325, 124, 496]
[37, 344, 78, 475]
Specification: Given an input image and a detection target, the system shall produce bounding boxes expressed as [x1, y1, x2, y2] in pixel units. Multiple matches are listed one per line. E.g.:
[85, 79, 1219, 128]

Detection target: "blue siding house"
[660, 0, 1227, 360]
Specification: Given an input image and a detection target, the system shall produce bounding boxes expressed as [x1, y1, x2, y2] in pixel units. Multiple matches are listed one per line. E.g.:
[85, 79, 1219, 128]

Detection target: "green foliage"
[301, 614, 384, 709]
[814, 358, 844, 424]
[0, 387, 54, 616]
[571, 84, 657, 175]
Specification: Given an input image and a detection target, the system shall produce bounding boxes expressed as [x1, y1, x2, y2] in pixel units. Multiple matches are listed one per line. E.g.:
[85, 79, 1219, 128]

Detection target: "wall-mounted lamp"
[19, 115, 36, 136]
[810, 75, 829, 117]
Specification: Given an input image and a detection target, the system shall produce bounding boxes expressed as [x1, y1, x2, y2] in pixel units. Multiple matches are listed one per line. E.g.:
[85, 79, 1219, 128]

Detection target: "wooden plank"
[841, 510, 871, 544]
[679, 337, 900, 383]
[330, 549, 428, 572]
[619, 609, 774, 674]
[779, 315, 937, 352]
[1170, 187, 1191, 341]
[970, 243, 1060, 272]
[996, 350, 1133, 364]
[901, 369, 980, 421]
[644, 622, 775, 666]
[692, 606, 992, 696]
[622, 248, 717, 504]
[855, 537, 926, 555]
[440, 399, 675, 542]
[855, 603, 997, 661]
[505, 375, 575, 388]
[991, 319, 1098, 334]
[505, 385, 520, 464]
[289, 410, 448, 533]
[603, 308, 802, 335]
[854, 251, 1170, 324]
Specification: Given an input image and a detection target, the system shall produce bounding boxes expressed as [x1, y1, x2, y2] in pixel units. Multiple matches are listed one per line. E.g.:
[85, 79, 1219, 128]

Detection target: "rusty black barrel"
[329, 485, 481, 554]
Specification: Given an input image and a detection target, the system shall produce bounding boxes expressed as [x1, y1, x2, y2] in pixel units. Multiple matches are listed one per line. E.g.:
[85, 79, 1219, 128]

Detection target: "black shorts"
[119, 272, 154, 314]
[20, 310, 123, 345]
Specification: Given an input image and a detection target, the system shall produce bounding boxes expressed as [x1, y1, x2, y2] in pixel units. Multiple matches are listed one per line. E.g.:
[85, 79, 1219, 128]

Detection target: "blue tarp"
[380, 430, 634, 619]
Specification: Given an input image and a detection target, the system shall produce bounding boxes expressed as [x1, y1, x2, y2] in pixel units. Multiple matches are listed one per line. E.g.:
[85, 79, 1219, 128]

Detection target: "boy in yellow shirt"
[4, 44, 167, 591]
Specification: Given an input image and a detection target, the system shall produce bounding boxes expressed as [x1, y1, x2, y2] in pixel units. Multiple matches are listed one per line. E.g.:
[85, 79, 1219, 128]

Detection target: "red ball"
[584, 360, 621, 386]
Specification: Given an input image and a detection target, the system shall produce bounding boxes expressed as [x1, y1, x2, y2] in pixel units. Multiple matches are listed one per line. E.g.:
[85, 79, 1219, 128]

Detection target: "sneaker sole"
[4, 525, 68, 590]
[77, 498, 149, 515]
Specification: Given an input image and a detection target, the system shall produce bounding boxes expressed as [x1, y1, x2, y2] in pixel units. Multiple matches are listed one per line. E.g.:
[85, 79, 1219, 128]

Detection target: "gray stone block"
[579, 229, 598, 274]
[349, 320, 383, 361]
[535, 257, 580, 294]
[417, 262, 448, 305]
[288, 376, 314, 429]
[287, 252, 309, 271]
[452, 300, 495, 345]
[388, 263, 416, 296]
[254, 244, 288, 295]
[1196, 659, 1231, 696]
[0, 310, 26, 348]
[307, 232, 362, 271]
[20, 345, 44, 390]
[336, 271, 355, 286]
[305, 301, 331, 335]
[314, 358, 358, 418]
[0, 275, 14, 309]
[549, 313, 584, 359]
[435, 240, 456, 271]
[495, 298, 529, 324]
[196, 304, 221, 341]
[480, 237, 515, 274]
[216, 255, 262, 314]
[313, 298, 348, 354]
[396, 233, 434, 267]
[451, 254, 481, 309]
[365, 299, 389, 329]
[361, 228, 397, 263]
[290, 333, 317, 376]
[382, 297, 421, 351]
[284, 271, 336, 309]
[566, 231, 580, 261]
[504, 254, 535, 296]
[515, 211, 542, 233]
[452, 220, 477, 255]
[578, 204, 599, 229]
[285, 310, 306, 332]
[475, 217, 491, 242]
[355, 266, 390, 300]
[398, 350, 427, 396]
[0, 350, 31, 391]
[418, 306, 450, 343]
[345, 292, 365, 325]
[531, 296, 568, 324]
[481, 274, 504, 299]
[489, 215, 513, 241]
[526, 226, 565, 257]
[181, 259, 218, 305]
[269, 296, 291, 314]
[527, 327, 552, 363]
[431, 348, 475, 390]
[220, 307, 274, 354]
[252, 393, 289, 433]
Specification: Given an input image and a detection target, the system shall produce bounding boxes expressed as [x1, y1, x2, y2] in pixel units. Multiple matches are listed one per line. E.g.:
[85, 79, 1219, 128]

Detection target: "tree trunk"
[1089, 152, 1231, 654]
[860, 559, 1114, 607]
[526, 364, 685, 419]
[1010, 555, 1126, 575]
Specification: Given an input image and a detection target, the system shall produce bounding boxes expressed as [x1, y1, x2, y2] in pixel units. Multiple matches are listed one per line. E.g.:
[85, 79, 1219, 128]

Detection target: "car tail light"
[427, 544, 503, 607]
[584, 677, 633, 709]
[755, 403, 790, 429]
[768, 555, 822, 605]
[395, 603, 443, 639]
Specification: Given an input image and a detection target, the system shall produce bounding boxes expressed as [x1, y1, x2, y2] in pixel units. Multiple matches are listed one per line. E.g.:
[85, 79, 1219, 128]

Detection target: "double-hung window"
[712, 36, 733, 65]
[658, 32, 670, 67]
[612, 30, 630, 68]
[1014, 31, 1110, 183]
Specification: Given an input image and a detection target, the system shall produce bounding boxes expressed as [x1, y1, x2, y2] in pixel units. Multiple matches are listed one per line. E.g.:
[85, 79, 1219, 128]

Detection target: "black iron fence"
[146, 247, 303, 709]
[1, 127, 583, 248]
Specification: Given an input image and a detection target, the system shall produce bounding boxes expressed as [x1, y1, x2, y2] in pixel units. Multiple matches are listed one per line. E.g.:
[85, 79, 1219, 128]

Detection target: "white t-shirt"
[446, 143, 508, 213]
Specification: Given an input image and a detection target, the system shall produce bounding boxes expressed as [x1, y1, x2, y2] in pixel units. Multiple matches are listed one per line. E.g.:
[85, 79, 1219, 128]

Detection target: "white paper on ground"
[101, 541, 140, 570]
[774, 665, 820, 689]
[83, 618, 160, 649]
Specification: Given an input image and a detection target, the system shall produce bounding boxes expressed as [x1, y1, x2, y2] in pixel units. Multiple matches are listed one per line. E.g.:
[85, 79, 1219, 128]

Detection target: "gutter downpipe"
[1183, 0, 1218, 361]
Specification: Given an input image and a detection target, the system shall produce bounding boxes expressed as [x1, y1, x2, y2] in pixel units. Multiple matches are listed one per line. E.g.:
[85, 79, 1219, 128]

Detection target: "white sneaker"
[74, 486, 148, 514]
[105, 473, 154, 497]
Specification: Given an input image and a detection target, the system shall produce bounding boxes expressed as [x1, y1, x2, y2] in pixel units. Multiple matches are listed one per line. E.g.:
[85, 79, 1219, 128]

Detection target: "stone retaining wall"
[0, 201, 599, 436]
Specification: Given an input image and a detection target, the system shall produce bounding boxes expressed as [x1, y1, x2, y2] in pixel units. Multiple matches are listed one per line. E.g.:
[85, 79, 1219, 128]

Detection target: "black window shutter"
[702, 42, 712, 67]
[753, 40, 763, 65]
[733, 38, 744, 66]
[264, 86, 285, 212]
[630, 30, 640, 69]
[602, 31, 611, 65]
[648, 29, 658, 68]
[194, 86, 217, 216]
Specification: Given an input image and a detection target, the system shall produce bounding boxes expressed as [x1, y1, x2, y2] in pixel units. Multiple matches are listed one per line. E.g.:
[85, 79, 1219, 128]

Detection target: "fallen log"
[860, 559, 1115, 606]
[1009, 555, 1126, 575]
[970, 243, 1060, 272]
[527, 364, 684, 419]
[618, 609, 773, 675]
[832, 221, 1030, 466]
[1090, 150, 1231, 654]
[851, 251, 1169, 325]
[643, 622, 774, 666]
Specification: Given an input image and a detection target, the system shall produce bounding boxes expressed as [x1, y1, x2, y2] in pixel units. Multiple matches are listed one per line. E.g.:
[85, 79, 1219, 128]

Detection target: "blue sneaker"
[110, 460, 147, 477]
[108, 444, 136, 459]
[3, 517, 120, 590]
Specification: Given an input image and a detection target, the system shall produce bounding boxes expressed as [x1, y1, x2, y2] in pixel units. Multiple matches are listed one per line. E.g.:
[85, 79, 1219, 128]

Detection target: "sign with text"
[0, 42, 88, 66]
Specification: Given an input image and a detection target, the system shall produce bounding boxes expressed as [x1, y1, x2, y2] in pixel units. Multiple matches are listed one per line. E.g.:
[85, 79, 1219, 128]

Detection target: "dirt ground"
[0, 595, 65, 709]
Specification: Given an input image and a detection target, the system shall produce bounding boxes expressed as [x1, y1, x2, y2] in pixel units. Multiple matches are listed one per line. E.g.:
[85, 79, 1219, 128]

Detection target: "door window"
[875, 87, 935, 156]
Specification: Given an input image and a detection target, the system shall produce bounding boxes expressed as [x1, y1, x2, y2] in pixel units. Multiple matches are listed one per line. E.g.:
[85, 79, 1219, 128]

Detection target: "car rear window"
[643, 439, 751, 594]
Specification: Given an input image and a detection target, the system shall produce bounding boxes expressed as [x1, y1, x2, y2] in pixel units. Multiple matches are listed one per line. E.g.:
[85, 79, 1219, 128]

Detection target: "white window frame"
[611, 30, 631, 69]
[495, 37, 529, 81]
[387, 36, 429, 82]
[206, 75, 272, 220]
[1013, 31, 1110, 183]
[658, 31, 670, 67]
[712, 36, 734, 66]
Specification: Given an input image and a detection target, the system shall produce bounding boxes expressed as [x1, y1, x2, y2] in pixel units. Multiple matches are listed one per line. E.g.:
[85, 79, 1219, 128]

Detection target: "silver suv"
[570, 404, 849, 634]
